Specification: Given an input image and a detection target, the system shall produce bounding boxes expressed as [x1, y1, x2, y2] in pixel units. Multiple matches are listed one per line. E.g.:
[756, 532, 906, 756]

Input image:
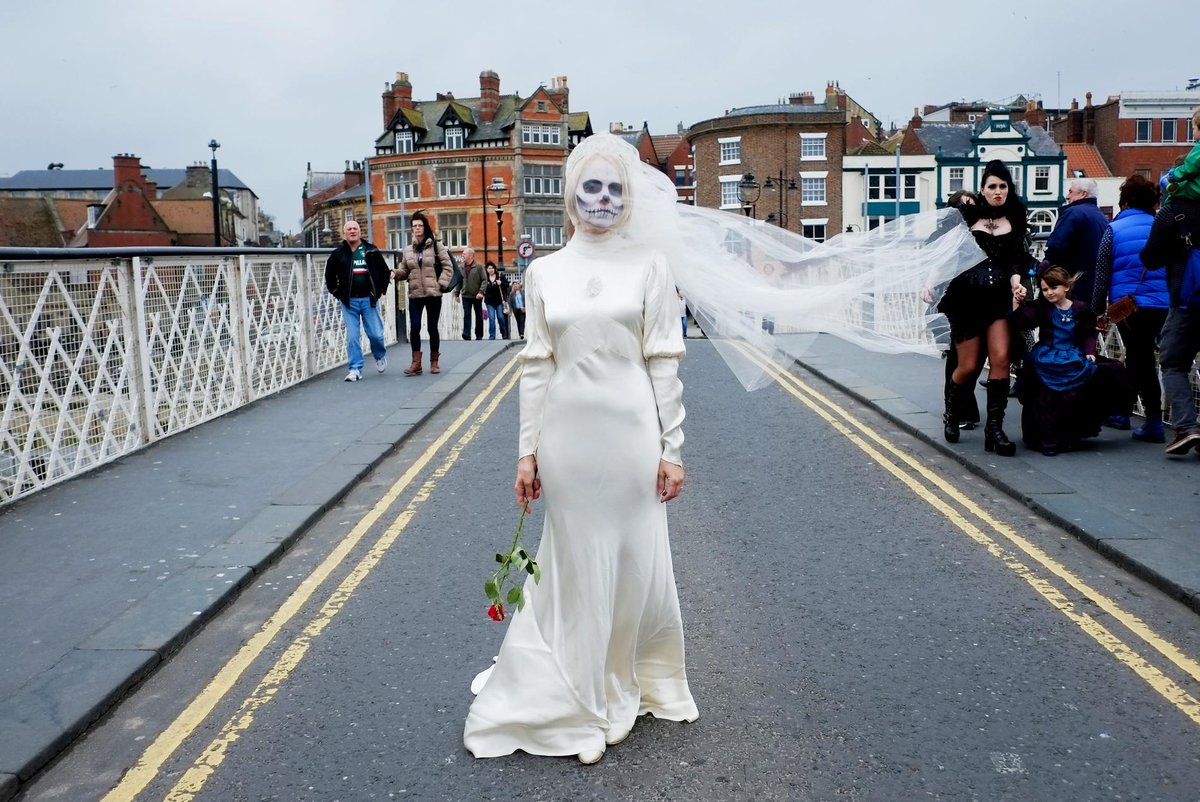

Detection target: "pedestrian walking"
[509, 279, 526, 339]
[323, 220, 390, 382]
[393, 212, 453, 375]
[459, 247, 486, 340]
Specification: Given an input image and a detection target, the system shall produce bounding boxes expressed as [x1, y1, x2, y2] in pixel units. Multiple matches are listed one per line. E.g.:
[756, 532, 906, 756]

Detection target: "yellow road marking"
[738, 343, 1200, 725]
[104, 355, 521, 802]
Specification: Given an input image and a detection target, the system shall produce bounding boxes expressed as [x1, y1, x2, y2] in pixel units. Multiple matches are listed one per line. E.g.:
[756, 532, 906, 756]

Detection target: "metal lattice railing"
[0, 249, 396, 506]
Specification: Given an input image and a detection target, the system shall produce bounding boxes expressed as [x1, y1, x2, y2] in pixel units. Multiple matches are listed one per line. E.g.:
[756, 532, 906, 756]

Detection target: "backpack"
[1175, 212, 1200, 308]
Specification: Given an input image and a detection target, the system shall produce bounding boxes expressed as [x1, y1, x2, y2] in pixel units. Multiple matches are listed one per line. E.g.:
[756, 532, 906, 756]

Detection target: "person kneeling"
[1010, 266, 1132, 455]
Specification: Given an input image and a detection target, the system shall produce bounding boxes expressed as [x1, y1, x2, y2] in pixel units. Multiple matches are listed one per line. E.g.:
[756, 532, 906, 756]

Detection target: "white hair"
[1070, 178, 1099, 198]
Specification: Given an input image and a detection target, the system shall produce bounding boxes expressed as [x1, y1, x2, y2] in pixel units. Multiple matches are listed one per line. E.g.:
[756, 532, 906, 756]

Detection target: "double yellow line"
[739, 343, 1200, 725]
[105, 354, 522, 802]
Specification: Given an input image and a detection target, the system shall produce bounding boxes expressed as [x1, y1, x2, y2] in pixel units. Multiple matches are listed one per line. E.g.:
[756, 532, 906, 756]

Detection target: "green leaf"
[485, 580, 498, 598]
[525, 562, 536, 575]
[495, 552, 507, 564]
[507, 586, 522, 605]
[532, 562, 542, 583]
[517, 594, 527, 611]
[517, 549, 529, 560]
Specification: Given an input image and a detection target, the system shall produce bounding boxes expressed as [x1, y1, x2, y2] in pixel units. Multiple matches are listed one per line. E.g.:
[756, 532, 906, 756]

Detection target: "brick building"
[1052, 89, 1199, 183]
[365, 71, 592, 269]
[301, 161, 367, 248]
[0, 158, 260, 246]
[688, 82, 882, 241]
[609, 121, 695, 204]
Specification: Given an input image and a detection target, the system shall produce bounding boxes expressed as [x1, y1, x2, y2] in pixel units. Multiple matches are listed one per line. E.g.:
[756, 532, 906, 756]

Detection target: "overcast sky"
[2, 0, 1195, 234]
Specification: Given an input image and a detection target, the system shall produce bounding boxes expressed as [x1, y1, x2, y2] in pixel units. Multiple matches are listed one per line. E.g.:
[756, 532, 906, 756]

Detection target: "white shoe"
[344, 369, 361, 382]
[605, 726, 630, 746]
[376, 355, 387, 373]
[577, 747, 605, 765]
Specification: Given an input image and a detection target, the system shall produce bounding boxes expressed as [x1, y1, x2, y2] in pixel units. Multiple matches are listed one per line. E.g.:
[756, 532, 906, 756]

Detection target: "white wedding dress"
[463, 233, 698, 758]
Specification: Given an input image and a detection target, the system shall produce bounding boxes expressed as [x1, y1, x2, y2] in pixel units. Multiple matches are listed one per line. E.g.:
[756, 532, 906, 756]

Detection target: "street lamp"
[737, 172, 760, 218]
[762, 172, 798, 230]
[208, 139, 221, 246]
[487, 176, 512, 268]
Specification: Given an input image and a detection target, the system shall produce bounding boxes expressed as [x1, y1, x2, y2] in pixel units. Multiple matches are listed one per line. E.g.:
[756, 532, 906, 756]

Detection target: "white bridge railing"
[0, 247, 411, 506]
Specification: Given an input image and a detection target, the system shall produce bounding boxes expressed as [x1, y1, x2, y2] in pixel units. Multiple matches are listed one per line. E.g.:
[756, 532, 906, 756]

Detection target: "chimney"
[1071, 98, 1079, 111]
[923, 104, 938, 115]
[796, 91, 815, 105]
[112, 154, 156, 196]
[393, 71, 413, 110]
[824, 81, 840, 111]
[547, 75, 569, 113]
[382, 80, 397, 128]
[610, 121, 625, 134]
[345, 161, 363, 187]
[909, 107, 922, 129]
[479, 70, 500, 123]
[1085, 91, 1093, 108]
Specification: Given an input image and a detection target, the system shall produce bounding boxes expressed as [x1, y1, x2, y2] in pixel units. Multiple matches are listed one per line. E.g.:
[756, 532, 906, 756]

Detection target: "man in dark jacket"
[324, 220, 391, 382]
[1046, 178, 1110, 311]
[1140, 196, 1200, 455]
[458, 247, 486, 340]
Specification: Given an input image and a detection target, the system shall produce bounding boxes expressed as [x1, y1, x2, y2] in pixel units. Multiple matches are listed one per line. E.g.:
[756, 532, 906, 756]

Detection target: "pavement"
[1, 331, 1199, 800]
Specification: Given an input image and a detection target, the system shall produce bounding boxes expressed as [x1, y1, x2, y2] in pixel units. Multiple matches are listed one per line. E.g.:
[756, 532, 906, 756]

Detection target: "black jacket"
[325, 239, 391, 306]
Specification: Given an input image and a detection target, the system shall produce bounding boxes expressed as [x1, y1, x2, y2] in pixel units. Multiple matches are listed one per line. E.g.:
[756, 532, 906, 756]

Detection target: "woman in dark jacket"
[935, 161, 1033, 456]
[1012, 266, 1131, 455]
[482, 262, 510, 340]
[1091, 174, 1167, 441]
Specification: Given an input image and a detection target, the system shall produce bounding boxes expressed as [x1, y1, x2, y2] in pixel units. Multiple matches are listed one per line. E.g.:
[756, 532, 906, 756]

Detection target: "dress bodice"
[970, 229, 1027, 269]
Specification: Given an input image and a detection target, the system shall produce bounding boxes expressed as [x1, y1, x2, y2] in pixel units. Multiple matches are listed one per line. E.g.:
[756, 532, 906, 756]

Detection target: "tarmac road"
[17, 342, 1200, 802]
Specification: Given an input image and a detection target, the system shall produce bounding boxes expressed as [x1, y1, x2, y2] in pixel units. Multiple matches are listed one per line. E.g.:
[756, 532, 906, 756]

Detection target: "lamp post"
[762, 171, 798, 230]
[737, 172, 760, 218]
[487, 176, 512, 268]
[208, 139, 221, 246]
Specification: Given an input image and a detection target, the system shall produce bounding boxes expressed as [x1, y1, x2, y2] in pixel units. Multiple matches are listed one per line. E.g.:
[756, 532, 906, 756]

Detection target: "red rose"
[488, 603, 505, 622]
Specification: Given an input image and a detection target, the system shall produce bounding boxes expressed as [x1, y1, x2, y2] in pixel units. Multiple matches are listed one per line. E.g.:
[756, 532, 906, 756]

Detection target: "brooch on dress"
[586, 276, 604, 297]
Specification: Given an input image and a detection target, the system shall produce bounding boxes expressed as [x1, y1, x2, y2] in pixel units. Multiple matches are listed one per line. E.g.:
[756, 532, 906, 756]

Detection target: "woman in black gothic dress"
[936, 160, 1033, 456]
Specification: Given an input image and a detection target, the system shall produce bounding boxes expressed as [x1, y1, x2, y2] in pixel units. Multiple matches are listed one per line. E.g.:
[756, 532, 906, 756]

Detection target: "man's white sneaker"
[344, 369, 362, 382]
[577, 747, 605, 765]
[376, 355, 387, 373]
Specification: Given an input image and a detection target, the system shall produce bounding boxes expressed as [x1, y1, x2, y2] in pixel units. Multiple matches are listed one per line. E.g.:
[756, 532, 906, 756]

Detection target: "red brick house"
[365, 71, 592, 269]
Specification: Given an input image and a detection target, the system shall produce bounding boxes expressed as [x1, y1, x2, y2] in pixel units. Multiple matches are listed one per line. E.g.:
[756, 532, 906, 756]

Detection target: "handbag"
[1105, 294, 1136, 323]
[482, 306, 489, 320]
[437, 242, 463, 294]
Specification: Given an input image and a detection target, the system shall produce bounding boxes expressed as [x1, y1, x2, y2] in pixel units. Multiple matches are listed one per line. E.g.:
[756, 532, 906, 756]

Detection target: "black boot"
[943, 379, 961, 443]
[984, 378, 1017, 457]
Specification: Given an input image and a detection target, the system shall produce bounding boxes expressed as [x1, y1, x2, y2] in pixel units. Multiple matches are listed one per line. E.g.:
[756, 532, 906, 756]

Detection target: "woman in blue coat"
[1092, 174, 1168, 441]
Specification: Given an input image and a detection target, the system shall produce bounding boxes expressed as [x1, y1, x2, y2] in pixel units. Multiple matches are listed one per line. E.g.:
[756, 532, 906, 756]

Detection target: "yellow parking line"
[104, 355, 521, 802]
[737, 344, 1200, 725]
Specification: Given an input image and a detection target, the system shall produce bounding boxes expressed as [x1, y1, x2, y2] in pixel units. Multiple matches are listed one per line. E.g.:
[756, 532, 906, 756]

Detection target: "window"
[444, 126, 464, 149]
[867, 174, 916, 201]
[437, 165, 467, 198]
[386, 215, 409, 250]
[523, 163, 563, 196]
[1029, 210, 1054, 236]
[385, 170, 418, 202]
[800, 134, 827, 160]
[718, 137, 741, 165]
[522, 124, 561, 145]
[1034, 166, 1051, 192]
[801, 222, 827, 242]
[800, 174, 826, 205]
[1135, 119, 1152, 142]
[1163, 119, 1177, 142]
[439, 212, 468, 248]
[343, 208, 354, 222]
[674, 167, 688, 187]
[948, 167, 964, 193]
[719, 175, 742, 208]
[1187, 122, 1196, 143]
[394, 131, 414, 153]
[1009, 166, 1022, 196]
[523, 211, 563, 247]
[1136, 168, 1152, 180]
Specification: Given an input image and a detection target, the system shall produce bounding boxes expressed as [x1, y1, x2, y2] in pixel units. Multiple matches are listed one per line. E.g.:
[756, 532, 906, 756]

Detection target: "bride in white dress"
[463, 134, 698, 764]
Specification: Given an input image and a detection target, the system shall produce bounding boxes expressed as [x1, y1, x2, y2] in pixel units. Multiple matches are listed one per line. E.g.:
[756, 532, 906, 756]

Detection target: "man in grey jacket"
[458, 248, 486, 340]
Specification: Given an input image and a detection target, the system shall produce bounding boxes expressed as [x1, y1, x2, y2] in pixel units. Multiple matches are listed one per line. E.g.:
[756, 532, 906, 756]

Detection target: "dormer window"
[395, 131, 414, 154]
[444, 125, 464, 149]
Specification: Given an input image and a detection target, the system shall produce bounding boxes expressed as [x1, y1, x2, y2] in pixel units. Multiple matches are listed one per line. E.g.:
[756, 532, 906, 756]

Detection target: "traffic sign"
[517, 241, 534, 259]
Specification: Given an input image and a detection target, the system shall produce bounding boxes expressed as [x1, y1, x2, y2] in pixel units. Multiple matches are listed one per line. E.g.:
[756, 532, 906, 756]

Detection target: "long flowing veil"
[566, 134, 987, 390]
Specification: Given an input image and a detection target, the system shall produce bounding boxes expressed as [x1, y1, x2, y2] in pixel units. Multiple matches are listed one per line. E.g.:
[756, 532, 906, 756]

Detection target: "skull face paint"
[574, 158, 624, 230]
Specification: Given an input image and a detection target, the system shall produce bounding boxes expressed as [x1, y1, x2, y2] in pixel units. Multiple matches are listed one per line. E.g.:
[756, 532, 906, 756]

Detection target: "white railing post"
[126, 257, 155, 446]
[299, 254, 316, 378]
[230, 255, 252, 402]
